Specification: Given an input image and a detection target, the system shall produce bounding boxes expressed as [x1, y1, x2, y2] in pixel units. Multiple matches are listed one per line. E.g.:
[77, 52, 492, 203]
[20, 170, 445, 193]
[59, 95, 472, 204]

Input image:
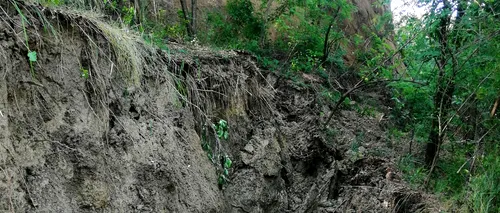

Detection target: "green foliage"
[12, 1, 37, 77]
[272, 0, 354, 75]
[392, 0, 500, 210]
[256, 55, 279, 71]
[200, 0, 356, 85]
[214, 119, 229, 140]
[354, 105, 377, 117]
[175, 79, 187, 96]
[469, 149, 500, 212]
[203, 11, 234, 45]
[80, 67, 89, 79]
[165, 24, 186, 40]
[398, 155, 427, 187]
[224, 156, 232, 169]
[432, 153, 468, 196]
[201, 119, 233, 188]
[389, 80, 432, 130]
[351, 131, 364, 152]
[27, 51, 37, 62]
[122, 6, 135, 26]
[142, 30, 170, 51]
[202, 0, 264, 48]
[218, 155, 233, 186]
[103, 0, 118, 9]
[39, 0, 64, 6]
[289, 49, 321, 73]
[320, 87, 341, 104]
[28, 51, 37, 77]
[226, 0, 263, 40]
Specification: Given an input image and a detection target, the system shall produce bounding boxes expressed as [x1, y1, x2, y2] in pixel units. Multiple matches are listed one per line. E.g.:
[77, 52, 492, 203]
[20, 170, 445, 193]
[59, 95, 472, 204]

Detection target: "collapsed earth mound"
[0, 1, 435, 212]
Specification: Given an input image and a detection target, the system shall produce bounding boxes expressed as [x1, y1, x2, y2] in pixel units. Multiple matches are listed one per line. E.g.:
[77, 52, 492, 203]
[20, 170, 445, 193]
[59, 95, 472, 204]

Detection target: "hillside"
[1, 0, 499, 212]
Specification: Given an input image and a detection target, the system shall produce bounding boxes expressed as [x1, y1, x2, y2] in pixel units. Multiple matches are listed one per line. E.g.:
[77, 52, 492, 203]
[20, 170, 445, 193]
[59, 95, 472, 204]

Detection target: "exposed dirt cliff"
[0, 1, 434, 212]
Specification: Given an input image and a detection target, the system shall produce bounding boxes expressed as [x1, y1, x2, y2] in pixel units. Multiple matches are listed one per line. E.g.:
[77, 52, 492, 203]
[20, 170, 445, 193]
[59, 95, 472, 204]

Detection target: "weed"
[355, 105, 377, 117]
[12, 1, 37, 78]
[469, 150, 500, 212]
[398, 155, 426, 188]
[80, 67, 89, 79]
[324, 126, 337, 148]
[122, 6, 135, 26]
[214, 119, 229, 140]
[351, 131, 364, 152]
[201, 119, 232, 188]
[320, 87, 341, 104]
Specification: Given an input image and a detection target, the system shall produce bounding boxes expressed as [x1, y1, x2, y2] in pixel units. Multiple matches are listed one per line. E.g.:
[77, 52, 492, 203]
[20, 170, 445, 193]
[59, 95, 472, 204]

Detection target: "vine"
[201, 119, 232, 189]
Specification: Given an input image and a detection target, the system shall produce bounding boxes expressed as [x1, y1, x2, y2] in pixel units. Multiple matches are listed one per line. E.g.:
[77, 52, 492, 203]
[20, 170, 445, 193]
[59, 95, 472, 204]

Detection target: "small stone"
[243, 144, 254, 154]
[383, 200, 390, 208]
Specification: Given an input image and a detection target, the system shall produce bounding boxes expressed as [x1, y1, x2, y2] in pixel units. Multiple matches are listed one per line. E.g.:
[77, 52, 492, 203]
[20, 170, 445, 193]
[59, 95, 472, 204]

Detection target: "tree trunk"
[179, 0, 193, 37]
[425, 0, 455, 167]
[463, 96, 478, 141]
[134, 0, 142, 25]
[190, 0, 196, 36]
[321, 7, 340, 64]
[322, 23, 333, 64]
[260, 0, 274, 46]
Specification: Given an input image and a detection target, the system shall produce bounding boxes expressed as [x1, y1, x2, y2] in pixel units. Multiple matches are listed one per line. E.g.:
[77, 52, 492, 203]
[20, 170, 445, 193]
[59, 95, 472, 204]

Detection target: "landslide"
[0, 1, 435, 212]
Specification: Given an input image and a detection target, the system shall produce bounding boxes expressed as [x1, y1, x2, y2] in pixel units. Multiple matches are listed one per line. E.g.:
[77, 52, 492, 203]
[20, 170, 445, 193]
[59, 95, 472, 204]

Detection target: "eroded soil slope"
[0, 2, 433, 212]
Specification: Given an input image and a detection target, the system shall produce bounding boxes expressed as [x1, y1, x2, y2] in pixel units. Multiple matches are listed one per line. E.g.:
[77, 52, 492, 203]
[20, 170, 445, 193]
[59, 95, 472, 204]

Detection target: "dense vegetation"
[21, 0, 500, 211]
[392, 1, 500, 211]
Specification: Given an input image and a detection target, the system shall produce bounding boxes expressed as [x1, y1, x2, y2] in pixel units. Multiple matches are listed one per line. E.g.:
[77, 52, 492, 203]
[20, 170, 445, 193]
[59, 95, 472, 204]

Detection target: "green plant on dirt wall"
[12, 1, 37, 78]
[80, 67, 89, 79]
[201, 119, 232, 188]
[214, 119, 229, 140]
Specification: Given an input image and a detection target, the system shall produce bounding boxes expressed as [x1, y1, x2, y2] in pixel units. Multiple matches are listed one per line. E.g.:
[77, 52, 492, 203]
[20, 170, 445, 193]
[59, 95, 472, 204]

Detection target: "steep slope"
[0, 4, 224, 212]
[0, 1, 434, 212]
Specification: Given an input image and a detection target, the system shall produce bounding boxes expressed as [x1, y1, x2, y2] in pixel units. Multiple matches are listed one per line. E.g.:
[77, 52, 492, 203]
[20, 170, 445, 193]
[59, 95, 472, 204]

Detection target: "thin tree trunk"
[179, 0, 193, 37]
[490, 95, 500, 118]
[425, 112, 441, 166]
[134, 0, 142, 25]
[190, 0, 196, 36]
[463, 96, 478, 141]
[260, 0, 274, 46]
[321, 7, 340, 64]
[153, 0, 157, 21]
[322, 23, 333, 64]
[425, 0, 454, 167]
[409, 128, 414, 155]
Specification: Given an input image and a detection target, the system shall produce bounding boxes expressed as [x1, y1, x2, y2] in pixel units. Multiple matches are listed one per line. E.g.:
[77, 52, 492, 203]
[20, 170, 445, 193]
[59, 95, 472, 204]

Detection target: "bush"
[469, 149, 500, 212]
[203, 0, 264, 47]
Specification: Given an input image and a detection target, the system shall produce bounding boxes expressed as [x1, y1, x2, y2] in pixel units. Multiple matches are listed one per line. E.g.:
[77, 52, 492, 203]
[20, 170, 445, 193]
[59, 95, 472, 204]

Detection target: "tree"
[133, 0, 145, 26]
[423, 0, 500, 169]
[179, 0, 196, 37]
[424, 0, 457, 168]
[393, 0, 500, 185]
